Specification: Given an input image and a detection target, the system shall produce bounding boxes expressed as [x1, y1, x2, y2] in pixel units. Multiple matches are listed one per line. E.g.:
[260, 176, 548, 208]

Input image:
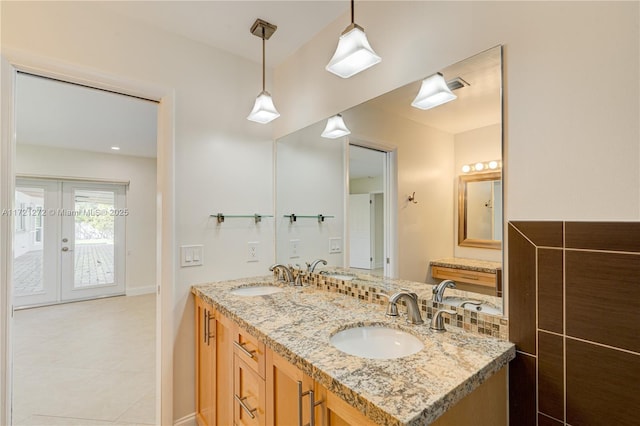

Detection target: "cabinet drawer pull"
[234, 341, 257, 359]
[460, 274, 479, 280]
[234, 395, 257, 419]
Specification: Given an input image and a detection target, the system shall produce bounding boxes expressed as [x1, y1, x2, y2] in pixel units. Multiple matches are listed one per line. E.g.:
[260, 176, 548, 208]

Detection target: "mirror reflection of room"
[275, 46, 503, 309]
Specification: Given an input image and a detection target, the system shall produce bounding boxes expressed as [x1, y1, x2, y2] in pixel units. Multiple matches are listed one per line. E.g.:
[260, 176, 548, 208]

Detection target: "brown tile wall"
[508, 221, 640, 425]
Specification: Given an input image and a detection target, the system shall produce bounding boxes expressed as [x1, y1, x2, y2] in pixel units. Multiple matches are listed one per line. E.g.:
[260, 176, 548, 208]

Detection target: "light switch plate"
[329, 237, 342, 254]
[181, 245, 203, 267]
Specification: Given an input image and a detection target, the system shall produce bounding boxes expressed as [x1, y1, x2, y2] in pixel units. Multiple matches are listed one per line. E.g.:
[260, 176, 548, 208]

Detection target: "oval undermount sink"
[230, 285, 283, 297]
[326, 274, 355, 281]
[330, 326, 424, 359]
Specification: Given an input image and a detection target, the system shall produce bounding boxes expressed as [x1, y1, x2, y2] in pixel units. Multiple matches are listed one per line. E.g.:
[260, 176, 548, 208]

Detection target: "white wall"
[343, 103, 455, 282]
[2, 2, 274, 420]
[276, 120, 344, 267]
[16, 144, 157, 294]
[454, 124, 502, 262]
[274, 1, 640, 221]
[350, 176, 383, 194]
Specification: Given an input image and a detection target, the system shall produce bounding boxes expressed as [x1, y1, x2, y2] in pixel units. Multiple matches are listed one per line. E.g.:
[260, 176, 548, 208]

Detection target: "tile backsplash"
[299, 271, 509, 340]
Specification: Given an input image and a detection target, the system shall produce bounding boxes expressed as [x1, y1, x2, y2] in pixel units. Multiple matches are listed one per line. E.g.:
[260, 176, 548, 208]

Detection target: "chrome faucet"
[432, 280, 456, 302]
[430, 309, 457, 332]
[307, 259, 327, 273]
[386, 290, 424, 325]
[269, 264, 295, 285]
[460, 300, 483, 309]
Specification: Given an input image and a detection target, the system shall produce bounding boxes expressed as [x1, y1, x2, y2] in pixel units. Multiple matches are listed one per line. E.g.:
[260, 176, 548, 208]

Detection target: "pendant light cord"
[351, 0, 354, 24]
[262, 27, 266, 92]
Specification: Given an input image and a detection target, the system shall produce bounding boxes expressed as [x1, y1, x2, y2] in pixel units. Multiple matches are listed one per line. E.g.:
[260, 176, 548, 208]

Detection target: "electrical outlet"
[290, 239, 300, 258]
[247, 241, 260, 262]
[329, 237, 342, 254]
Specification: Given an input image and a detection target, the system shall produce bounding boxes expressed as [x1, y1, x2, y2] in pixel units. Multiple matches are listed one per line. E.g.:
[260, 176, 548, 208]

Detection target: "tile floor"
[12, 294, 156, 426]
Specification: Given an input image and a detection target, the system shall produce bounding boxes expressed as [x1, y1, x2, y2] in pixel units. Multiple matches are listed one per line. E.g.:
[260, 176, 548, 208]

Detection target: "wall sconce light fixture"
[247, 19, 280, 124]
[461, 160, 501, 173]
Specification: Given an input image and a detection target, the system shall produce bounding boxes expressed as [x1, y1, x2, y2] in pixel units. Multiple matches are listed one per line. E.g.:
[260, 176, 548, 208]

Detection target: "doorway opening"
[348, 144, 394, 277]
[10, 72, 158, 425]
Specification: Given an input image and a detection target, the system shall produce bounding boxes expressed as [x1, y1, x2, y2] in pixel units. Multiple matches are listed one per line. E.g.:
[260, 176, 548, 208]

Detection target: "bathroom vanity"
[430, 258, 502, 297]
[192, 273, 514, 426]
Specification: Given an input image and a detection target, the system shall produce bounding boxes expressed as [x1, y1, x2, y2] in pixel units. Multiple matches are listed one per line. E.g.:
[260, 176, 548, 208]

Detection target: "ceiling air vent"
[446, 77, 470, 91]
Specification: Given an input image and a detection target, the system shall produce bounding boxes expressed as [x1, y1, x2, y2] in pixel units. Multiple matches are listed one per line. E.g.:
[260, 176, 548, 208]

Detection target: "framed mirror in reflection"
[275, 45, 504, 312]
[458, 171, 502, 249]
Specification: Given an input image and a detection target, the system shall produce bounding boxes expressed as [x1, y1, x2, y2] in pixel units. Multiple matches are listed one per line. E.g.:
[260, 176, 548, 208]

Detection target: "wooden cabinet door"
[314, 383, 378, 426]
[215, 311, 234, 426]
[195, 296, 215, 426]
[265, 349, 315, 426]
[234, 355, 266, 426]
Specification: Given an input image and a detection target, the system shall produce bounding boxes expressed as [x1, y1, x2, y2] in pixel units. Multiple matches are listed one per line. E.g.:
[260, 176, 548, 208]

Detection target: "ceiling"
[15, 3, 499, 159]
[97, 1, 349, 68]
[16, 2, 350, 158]
[16, 73, 159, 158]
[365, 46, 502, 135]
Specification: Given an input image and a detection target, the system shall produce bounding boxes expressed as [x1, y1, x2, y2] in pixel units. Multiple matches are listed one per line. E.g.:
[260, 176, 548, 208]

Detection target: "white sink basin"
[230, 285, 283, 297]
[327, 274, 355, 281]
[330, 325, 424, 359]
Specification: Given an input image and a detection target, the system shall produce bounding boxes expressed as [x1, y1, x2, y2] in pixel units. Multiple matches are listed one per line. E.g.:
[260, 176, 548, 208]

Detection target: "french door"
[13, 179, 126, 308]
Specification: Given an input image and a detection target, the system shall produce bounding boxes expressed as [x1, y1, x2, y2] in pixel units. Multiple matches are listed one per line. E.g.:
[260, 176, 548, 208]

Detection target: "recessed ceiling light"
[111, 146, 120, 151]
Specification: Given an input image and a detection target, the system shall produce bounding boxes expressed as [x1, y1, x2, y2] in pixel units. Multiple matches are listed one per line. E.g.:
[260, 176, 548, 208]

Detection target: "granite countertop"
[192, 275, 515, 426]
[430, 257, 502, 274]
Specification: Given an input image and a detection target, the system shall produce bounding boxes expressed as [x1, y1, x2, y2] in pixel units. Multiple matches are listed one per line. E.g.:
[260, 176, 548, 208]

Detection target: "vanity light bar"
[461, 160, 501, 173]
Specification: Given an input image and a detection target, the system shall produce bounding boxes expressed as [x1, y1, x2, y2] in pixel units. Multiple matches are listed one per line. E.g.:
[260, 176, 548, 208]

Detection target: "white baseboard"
[126, 285, 156, 297]
[174, 413, 196, 426]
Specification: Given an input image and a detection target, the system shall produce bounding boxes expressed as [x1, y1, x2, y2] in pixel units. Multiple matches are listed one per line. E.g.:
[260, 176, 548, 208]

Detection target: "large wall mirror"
[275, 46, 503, 312]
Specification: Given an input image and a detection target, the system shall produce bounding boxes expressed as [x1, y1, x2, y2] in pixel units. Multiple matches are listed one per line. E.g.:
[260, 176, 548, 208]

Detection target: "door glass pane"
[13, 187, 45, 296]
[74, 189, 115, 287]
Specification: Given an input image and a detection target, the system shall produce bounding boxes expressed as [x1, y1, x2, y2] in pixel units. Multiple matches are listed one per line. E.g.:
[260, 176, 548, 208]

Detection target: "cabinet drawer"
[432, 266, 496, 288]
[234, 325, 266, 379]
[234, 355, 266, 426]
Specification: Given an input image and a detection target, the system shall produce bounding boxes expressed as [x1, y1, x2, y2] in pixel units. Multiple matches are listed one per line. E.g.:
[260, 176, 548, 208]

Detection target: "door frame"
[0, 49, 175, 425]
[344, 138, 398, 278]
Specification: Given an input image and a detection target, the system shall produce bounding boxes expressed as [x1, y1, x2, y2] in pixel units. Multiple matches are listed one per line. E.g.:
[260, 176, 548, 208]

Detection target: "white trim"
[0, 49, 175, 426]
[126, 285, 157, 297]
[1, 53, 17, 426]
[173, 412, 197, 426]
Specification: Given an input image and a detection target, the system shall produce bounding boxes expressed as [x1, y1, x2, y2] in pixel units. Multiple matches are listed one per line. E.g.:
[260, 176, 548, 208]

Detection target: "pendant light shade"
[326, 24, 381, 78]
[247, 19, 280, 124]
[247, 90, 280, 124]
[321, 114, 351, 139]
[411, 72, 457, 110]
[326, 1, 381, 78]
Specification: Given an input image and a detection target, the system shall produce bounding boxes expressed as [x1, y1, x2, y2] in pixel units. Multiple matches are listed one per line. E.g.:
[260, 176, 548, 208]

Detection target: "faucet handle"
[430, 309, 457, 332]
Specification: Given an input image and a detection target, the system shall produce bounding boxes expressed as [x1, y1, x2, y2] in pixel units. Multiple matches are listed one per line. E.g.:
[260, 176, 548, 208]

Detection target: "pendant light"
[411, 72, 457, 110]
[247, 19, 280, 124]
[326, 0, 381, 78]
[321, 114, 351, 139]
